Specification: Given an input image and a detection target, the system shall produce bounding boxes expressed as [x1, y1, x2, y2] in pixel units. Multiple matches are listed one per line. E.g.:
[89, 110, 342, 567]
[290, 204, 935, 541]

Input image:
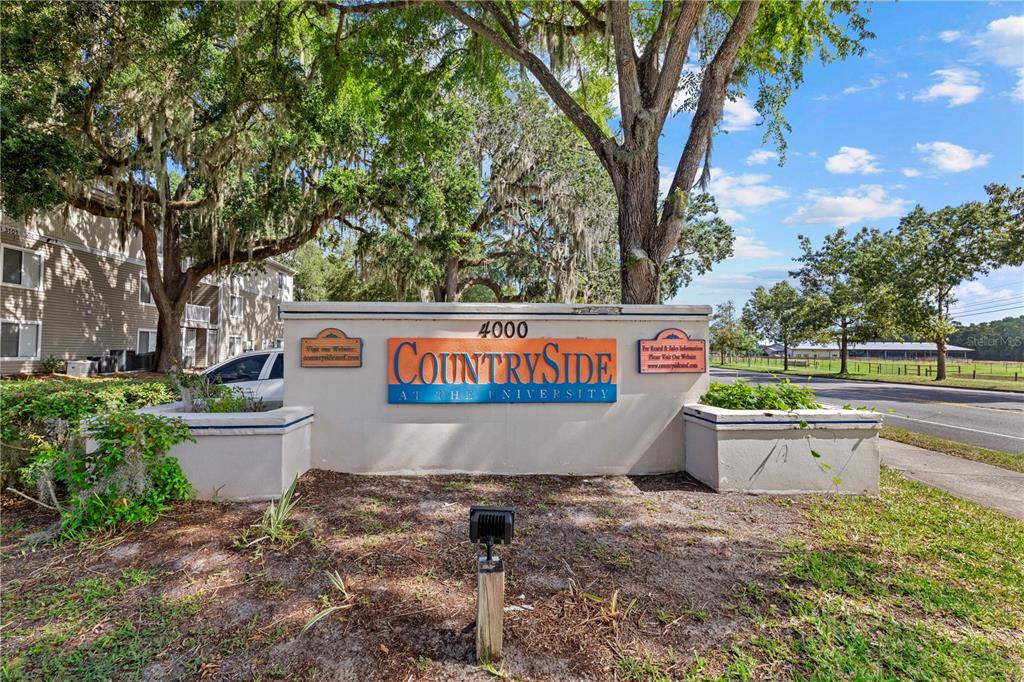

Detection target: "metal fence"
[717, 355, 1023, 382]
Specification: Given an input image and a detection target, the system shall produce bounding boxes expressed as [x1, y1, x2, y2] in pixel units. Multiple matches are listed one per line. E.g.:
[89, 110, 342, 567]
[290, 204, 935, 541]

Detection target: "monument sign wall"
[281, 302, 710, 475]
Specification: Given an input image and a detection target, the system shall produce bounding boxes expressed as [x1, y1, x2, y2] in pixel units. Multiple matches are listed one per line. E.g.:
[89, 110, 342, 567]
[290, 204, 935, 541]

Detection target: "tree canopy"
[321, 0, 872, 303]
[0, 0, 489, 368]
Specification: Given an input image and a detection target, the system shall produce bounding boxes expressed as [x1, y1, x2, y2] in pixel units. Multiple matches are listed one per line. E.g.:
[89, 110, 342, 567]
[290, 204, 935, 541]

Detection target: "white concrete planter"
[683, 404, 882, 495]
[137, 403, 314, 501]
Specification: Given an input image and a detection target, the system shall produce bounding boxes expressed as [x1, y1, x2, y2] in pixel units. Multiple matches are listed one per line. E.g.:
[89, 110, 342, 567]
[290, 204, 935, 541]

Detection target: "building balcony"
[184, 303, 212, 326]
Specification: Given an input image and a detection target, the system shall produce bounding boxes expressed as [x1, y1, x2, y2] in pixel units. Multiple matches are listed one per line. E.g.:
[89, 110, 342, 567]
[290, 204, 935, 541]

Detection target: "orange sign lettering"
[387, 337, 617, 403]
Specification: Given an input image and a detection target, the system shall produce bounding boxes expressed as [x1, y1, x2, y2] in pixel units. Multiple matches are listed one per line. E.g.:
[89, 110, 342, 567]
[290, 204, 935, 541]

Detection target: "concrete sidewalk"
[881, 440, 1024, 521]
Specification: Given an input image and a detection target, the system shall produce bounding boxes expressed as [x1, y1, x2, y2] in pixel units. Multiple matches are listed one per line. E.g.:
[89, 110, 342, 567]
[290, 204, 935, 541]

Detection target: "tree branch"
[459, 249, 513, 267]
[459, 276, 506, 301]
[651, 0, 705, 125]
[569, 0, 605, 34]
[656, 0, 761, 264]
[324, 0, 423, 16]
[188, 203, 344, 281]
[607, 1, 642, 145]
[437, 1, 616, 175]
[638, 0, 674, 92]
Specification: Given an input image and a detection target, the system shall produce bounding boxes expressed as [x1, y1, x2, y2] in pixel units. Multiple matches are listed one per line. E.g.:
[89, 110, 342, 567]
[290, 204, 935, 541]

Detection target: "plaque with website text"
[638, 328, 706, 374]
[301, 328, 363, 368]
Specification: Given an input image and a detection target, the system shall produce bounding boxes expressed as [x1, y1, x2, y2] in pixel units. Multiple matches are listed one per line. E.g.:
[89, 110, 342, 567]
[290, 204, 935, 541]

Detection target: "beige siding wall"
[1, 229, 158, 374]
[2, 209, 294, 374]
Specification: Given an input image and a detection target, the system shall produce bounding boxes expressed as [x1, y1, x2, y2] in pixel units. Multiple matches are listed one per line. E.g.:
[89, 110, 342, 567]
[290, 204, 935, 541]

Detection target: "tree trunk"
[783, 340, 789, 371]
[444, 257, 459, 302]
[839, 323, 849, 375]
[935, 334, 947, 381]
[616, 158, 662, 304]
[153, 269, 197, 373]
[155, 299, 186, 372]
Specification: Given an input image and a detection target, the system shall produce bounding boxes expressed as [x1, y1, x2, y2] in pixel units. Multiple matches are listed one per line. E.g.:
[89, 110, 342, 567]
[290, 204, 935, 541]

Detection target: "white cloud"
[953, 280, 1016, 302]
[718, 207, 746, 224]
[901, 167, 922, 178]
[658, 166, 674, 198]
[970, 15, 1024, 101]
[722, 97, 760, 131]
[842, 76, 886, 95]
[707, 168, 789, 209]
[746, 149, 779, 166]
[729, 231, 784, 260]
[689, 273, 761, 289]
[914, 141, 992, 172]
[914, 68, 984, 106]
[937, 15, 1024, 102]
[973, 15, 1024, 68]
[825, 146, 883, 175]
[784, 185, 911, 227]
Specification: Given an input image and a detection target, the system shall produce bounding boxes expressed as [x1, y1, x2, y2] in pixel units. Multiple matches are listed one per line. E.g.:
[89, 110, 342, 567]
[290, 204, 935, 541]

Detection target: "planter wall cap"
[684, 403, 882, 431]
[137, 402, 315, 435]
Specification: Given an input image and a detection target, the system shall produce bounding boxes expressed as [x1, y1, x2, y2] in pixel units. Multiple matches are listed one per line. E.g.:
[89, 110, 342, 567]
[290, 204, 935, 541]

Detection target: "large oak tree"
[325, 0, 871, 303]
[1, 0, 465, 370]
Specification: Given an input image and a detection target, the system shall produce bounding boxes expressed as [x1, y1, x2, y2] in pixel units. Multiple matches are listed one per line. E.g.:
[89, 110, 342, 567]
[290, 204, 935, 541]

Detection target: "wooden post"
[476, 556, 504, 664]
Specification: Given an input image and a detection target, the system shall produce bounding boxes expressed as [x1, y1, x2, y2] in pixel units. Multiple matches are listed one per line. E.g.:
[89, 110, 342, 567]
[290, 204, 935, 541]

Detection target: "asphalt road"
[710, 368, 1024, 453]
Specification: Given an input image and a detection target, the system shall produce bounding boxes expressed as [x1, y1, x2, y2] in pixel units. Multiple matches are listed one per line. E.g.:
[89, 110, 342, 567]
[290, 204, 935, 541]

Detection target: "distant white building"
[765, 342, 974, 360]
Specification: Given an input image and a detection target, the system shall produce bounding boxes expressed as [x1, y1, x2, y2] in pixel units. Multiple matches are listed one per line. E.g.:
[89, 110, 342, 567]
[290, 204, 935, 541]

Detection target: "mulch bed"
[1, 471, 810, 680]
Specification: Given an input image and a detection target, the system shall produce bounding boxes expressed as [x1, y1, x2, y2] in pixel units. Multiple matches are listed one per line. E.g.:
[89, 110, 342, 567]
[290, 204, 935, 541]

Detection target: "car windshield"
[206, 354, 267, 384]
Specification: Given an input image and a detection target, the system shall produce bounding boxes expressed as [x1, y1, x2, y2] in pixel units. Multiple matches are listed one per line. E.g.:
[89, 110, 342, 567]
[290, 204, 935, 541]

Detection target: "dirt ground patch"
[1, 471, 809, 680]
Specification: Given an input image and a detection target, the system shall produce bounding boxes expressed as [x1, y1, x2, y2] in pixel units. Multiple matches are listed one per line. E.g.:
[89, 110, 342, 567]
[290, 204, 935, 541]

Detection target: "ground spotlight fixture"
[469, 505, 514, 663]
[469, 505, 514, 562]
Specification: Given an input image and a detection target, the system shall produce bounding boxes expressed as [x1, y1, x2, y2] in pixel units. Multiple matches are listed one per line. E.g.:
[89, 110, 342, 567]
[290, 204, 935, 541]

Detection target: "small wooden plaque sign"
[638, 328, 706, 374]
[301, 328, 363, 368]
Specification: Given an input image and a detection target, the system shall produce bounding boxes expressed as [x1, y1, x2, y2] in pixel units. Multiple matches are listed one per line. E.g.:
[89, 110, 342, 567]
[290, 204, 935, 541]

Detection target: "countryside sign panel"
[301, 328, 363, 367]
[387, 338, 617, 404]
[638, 328, 706, 373]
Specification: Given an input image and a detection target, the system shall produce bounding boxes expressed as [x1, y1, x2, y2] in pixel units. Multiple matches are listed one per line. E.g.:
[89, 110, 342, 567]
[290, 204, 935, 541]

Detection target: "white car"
[202, 349, 284, 406]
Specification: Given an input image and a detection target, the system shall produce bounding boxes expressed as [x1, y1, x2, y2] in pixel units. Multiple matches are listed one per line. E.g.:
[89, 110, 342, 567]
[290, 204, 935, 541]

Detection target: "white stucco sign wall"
[281, 302, 710, 475]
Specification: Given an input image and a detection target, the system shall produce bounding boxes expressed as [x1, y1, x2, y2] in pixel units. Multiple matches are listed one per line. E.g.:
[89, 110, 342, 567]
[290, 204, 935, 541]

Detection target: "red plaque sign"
[638, 328, 706, 374]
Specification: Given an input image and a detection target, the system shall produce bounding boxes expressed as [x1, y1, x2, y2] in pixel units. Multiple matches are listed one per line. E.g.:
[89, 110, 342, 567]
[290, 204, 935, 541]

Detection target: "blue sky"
[660, 2, 1023, 324]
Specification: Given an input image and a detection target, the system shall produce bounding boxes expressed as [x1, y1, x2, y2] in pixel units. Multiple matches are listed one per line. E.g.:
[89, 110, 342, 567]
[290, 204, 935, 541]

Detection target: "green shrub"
[0, 378, 175, 484]
[699, 379, 821, 411]
[40, 355, 65, 373]
[167, 370, 265, 413]
[29, 411, 194, 539]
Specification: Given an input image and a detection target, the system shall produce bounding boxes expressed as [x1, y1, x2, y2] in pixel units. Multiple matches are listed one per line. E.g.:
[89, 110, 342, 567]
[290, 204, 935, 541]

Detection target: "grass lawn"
[1, 469, 1021, 681]
[882, 426, 1024, 473]
[713, 360, 1024, 393]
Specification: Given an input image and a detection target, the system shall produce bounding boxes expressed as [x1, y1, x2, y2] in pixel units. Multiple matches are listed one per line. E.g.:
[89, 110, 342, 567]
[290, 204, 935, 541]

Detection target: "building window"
[137, 328, 157, 354]
[2, 246, 43, 290]
[1, 320, 40, 358]
[139, 274, 154, 305]
[228, 335, 242, 357]
[230, 294, 242, 318]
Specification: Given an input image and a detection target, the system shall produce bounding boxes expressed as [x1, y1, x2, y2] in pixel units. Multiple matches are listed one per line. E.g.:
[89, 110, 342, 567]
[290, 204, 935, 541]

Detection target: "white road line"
[886, 414, 1024, 443]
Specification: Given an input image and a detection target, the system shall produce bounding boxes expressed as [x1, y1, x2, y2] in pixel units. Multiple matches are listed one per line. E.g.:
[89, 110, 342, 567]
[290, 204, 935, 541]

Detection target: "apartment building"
[1, 207, 293, 375]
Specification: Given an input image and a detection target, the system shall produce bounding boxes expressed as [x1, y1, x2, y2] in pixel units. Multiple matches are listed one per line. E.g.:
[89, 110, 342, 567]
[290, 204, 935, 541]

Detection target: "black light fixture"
[469, 505, 514, 562]
[469, 505, 515, 663]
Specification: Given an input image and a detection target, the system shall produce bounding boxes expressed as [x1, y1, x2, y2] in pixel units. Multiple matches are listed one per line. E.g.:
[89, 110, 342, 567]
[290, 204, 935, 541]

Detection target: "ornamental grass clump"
[699, 379, 821, 411]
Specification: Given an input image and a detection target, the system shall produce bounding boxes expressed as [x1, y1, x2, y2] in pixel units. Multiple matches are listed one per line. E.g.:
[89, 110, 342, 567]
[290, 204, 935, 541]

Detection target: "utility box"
[66, 360, 93, 377]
